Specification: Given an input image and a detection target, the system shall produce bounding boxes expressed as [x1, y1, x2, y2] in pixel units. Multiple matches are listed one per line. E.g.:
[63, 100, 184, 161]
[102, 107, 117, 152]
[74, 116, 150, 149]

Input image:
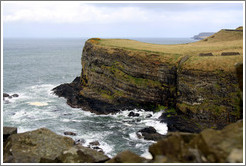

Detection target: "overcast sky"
[2, 1, 244, 38]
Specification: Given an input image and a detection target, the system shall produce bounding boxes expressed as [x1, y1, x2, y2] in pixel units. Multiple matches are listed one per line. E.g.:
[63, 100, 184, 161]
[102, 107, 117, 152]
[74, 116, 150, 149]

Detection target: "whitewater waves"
[3, 83, 168, 158]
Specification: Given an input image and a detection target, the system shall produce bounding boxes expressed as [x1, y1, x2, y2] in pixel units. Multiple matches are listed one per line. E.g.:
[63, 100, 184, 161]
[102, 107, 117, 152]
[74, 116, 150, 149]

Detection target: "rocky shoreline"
[3, 28, 243, 163]
[3, 120, 243, 163]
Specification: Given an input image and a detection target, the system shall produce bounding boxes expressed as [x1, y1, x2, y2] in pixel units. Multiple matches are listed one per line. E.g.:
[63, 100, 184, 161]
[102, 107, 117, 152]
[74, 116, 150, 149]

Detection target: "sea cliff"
[53, 27, 243, 132]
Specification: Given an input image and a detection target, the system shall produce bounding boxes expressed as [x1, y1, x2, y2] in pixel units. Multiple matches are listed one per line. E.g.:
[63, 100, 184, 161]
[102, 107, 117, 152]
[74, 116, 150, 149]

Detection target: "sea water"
[2, 37, 196, 158]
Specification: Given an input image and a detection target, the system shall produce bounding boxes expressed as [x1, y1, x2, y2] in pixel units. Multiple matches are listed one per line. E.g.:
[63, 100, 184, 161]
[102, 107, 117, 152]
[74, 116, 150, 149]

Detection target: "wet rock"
[3, 128, 75, 163]
[137, 127, 166, 141]
[88, 141, 104, 153]
[75, 138, 86, 145]
[12, 94, 19, 97]
[149, 120, 243, 163]
[145, 114, 152, 118]
[106, 150, 149, 163]
[89, 141, 100, 146]
[56, 145, 109, 163]
[221, 52, 240, 56]
[128, 111, 140, 117]
[64, 113, 72, 116]
[3, 93, 10, 98]
[3, 127, 17, 142]
[64, 131, 77, 136]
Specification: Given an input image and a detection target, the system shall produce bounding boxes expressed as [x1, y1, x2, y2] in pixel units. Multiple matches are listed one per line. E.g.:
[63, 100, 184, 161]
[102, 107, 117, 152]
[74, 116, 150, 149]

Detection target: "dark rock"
[64, 113, 72, 116]
[12, 94, 19, 97]
[3, 128, 75, 163]
[145, 114, 152, 118]
[137, 127, 166, 141]
[139, 127, 156, 133]
[64, 131, 77, 136]
[160, 111, 202, 133]
[3, 93, 10, 98]
[128, 111, 140, 117]
[221, 52, 240, 56]
[199, 53, 214, 56]
[235, 62, 243, 92]
[56, 145, 109, 163]
[3, 127, 17, 142]
[89, 141, 100, 146]
[106, 150, 149, 163]
[149, 120, 243, 163]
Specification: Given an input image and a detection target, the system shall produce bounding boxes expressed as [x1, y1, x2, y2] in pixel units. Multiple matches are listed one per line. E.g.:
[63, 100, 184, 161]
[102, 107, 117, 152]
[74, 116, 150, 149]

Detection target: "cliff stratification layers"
[53, 28, 243, 132]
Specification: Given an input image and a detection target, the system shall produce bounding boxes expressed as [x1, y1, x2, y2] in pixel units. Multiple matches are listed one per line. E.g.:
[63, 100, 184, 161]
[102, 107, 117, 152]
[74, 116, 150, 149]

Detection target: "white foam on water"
[141, 150, 153, 160]
[142, 119, 168, 135]
[151, 110, 164, 119]
[61, 119, 70, 122]
[99, 141, 114, 157]
[28, 102, 49, 106]
[129, 132, 139, 141]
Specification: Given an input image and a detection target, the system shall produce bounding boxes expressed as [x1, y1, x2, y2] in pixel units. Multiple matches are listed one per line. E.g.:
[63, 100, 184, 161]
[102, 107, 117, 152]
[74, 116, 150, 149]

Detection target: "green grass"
[87, 27, 243, 72]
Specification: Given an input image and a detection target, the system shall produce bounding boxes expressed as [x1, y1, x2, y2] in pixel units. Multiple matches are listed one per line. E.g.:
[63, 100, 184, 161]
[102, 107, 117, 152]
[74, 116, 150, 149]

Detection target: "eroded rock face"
[175, 69, 242, 131]
[149, 120, 243, 163]
[53, 39, 242, 131]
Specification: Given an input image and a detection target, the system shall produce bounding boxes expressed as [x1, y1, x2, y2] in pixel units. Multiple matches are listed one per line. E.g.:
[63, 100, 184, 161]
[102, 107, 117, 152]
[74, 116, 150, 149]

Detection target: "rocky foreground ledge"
[3, 120, 243, 163]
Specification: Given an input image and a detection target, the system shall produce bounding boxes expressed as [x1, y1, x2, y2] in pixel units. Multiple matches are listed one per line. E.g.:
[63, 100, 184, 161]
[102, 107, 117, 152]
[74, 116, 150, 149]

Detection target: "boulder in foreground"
[3, 128, 109, 163]
[149, 120, 243, 163]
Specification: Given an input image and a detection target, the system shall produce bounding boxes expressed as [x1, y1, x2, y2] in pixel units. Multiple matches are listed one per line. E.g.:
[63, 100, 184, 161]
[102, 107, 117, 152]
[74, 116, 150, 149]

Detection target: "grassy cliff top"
[88, 27, 243, 72]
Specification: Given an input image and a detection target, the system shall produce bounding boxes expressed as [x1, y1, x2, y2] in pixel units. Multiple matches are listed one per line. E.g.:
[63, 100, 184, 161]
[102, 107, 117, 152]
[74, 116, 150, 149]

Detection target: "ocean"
[2, 37, 196, 158]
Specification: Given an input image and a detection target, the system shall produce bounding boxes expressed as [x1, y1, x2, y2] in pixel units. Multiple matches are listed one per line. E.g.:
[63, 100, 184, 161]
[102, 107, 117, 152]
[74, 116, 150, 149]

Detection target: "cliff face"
[53, 28, 243, 132]
[80, 41, 177, 113]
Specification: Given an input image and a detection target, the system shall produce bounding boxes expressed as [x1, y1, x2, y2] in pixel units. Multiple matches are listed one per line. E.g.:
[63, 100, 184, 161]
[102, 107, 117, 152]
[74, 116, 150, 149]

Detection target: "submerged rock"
[128, 111, 140, 117]
[89, 141, 100, 146]
[64, 131, 77, 136]
[12, 94, 19, 97]
[75, 138, 86, 145]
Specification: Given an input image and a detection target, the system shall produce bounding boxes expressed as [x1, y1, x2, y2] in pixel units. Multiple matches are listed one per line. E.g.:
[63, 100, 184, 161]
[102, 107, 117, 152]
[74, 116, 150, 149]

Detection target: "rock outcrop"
[136, 127, 166, 141]
[3, 128, 109, 163]
[53, 27, 243, 132]
[149, 120, 243, 163]
[3, 120, 243, 163]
